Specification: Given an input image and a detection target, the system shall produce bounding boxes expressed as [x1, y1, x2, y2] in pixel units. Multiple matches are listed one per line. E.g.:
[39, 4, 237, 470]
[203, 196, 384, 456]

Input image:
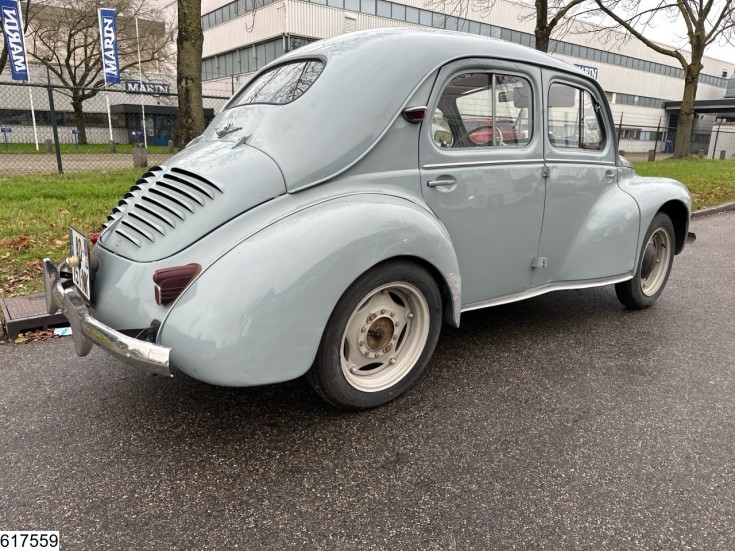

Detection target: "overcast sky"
[603, 1, 735, 67]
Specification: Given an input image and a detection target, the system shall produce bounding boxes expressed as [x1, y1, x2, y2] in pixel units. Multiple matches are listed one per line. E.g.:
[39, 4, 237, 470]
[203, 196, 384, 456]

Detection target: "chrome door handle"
[604, 169, 616, 184]
[427, 177, 456, 188]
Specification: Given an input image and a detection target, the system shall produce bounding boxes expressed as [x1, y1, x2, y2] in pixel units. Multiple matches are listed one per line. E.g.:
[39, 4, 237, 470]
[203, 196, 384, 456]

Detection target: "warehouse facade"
[200, 0, 734, 153]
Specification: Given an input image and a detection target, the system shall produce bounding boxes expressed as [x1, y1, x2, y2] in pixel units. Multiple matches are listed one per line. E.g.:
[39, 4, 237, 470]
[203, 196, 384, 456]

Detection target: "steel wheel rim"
[641, 228, 671, 296]
[340, 282, 430, 392]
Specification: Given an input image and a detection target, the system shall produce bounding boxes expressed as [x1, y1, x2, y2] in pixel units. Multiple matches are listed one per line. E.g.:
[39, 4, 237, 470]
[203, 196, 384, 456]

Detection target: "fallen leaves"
[13, 328, 61, 343]
[9, 236, 28, 251]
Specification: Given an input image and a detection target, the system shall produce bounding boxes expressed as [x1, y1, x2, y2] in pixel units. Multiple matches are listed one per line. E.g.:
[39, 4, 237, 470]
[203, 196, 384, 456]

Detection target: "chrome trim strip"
[461, 274, 633, 313]
[423, 158, 545, 170]
[545, 159, 616, 166]
[42, 258, 171, 377]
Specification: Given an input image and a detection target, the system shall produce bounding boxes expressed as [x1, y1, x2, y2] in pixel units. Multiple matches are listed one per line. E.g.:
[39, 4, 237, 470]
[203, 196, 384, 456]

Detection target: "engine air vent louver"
[101, 166, 223, 248]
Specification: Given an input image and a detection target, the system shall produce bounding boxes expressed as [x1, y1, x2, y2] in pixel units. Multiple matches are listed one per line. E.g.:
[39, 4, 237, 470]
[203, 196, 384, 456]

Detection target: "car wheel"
[308, 260, 442, 410]
[615, 212, 675, 309]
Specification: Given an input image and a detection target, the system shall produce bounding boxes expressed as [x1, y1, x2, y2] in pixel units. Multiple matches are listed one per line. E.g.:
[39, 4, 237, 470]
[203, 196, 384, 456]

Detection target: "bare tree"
[593, 0, 735, 158]
[532, 0, 589, 52]
[0, 1, 34, 78]
[427, 0, 592, 53]
[176, 0, 204, 148]
[26, 0, 174, 144]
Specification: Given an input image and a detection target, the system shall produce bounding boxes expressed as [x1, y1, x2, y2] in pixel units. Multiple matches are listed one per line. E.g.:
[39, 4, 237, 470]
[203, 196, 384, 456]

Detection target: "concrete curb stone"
[691, 201, 735, 219]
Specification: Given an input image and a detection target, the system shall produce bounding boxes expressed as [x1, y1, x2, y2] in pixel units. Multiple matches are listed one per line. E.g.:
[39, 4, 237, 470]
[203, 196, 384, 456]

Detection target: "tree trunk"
[71, 96, 88, 146]
[535, 27, 550, 53]
[177, 0, 205, 148]
[0, 49, 7, 78]
[535, 1, 549, 53]
[673, 57, 702, 159]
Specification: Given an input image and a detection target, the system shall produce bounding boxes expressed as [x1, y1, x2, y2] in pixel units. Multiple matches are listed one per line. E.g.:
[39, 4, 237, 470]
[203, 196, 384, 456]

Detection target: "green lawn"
[632, 158, 735, 210]
[0, 158, 733, 297]
[0, 169, 140, 297]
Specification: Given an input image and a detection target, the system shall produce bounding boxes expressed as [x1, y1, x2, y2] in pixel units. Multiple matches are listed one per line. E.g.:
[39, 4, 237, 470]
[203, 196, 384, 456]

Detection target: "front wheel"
[615, 212, 675, 309]
[308, 261, 442, 410]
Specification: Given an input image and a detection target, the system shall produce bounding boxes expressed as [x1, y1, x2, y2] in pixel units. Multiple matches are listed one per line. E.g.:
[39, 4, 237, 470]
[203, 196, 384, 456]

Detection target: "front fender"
[618, 172, 692, 256]
[158, 194, 460, 386]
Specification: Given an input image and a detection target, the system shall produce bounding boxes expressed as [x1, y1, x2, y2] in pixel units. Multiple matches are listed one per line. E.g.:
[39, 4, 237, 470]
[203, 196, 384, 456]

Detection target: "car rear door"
[419, 59, 546, 307]
[536, 70, 639, 286]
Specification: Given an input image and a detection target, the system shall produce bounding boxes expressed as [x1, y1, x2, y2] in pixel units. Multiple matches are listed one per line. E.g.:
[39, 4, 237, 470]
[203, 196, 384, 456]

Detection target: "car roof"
[226, 28, 592, 192]
[284, 27, 587, 80]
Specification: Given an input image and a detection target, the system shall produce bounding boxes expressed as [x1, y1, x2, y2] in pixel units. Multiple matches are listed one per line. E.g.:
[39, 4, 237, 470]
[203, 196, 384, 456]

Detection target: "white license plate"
[69, 226, 91, 302]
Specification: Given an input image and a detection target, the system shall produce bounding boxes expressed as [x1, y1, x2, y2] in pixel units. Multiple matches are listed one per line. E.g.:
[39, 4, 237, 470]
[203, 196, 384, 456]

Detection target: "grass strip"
[0, 169, 140, 297]
[632, 158, 735, 210]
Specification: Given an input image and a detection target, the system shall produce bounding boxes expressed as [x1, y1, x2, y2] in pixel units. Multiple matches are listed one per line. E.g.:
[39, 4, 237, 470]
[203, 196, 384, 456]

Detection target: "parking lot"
[1, 212, 734, 550]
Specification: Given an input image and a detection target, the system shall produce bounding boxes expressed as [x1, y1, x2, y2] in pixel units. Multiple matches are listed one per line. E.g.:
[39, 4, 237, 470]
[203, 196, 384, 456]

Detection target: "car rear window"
[229, 60, 324, 107]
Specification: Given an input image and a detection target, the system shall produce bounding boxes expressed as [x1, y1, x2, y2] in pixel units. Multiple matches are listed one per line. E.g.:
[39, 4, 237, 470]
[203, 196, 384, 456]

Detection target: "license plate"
[69, 227, 91, 302]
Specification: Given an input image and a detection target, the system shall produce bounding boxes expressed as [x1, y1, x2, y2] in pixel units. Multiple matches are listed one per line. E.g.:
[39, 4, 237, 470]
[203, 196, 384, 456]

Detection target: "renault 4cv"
[43, 28, 695, 410]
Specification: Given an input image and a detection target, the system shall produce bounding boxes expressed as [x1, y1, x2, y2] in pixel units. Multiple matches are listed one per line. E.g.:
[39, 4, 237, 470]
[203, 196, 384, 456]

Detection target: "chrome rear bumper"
[42, 258, 171, 377]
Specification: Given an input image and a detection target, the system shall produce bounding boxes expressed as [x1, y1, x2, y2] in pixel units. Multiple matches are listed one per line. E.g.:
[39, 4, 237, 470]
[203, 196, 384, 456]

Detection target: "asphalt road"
[1, 212, 734, 550]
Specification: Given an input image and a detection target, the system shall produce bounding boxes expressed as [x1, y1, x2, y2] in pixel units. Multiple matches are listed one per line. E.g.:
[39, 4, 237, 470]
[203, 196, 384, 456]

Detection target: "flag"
[98, 8, 121, 85]
[0, 0, 29, 81]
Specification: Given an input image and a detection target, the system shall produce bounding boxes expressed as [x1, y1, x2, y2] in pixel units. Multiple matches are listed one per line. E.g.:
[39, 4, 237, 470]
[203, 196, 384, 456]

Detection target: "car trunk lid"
[99, 140, 286, 262]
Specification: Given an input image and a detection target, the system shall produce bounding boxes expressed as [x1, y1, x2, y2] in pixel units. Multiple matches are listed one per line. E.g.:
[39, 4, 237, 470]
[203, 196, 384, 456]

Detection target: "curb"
[691, 202, 735, 219]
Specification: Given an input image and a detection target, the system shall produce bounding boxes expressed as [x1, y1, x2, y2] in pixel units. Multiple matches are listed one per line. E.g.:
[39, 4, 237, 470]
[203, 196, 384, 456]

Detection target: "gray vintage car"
[43, 28, 694, 410]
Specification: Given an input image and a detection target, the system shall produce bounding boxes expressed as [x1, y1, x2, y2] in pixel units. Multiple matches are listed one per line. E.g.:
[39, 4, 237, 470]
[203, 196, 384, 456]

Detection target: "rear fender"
[158, 194, 460, 386]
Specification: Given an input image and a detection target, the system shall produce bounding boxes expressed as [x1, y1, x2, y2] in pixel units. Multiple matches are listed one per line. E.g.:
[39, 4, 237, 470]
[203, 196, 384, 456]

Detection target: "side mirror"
[513, 87, 530, 108]
[548, 85, 576, 108]
[434, 129, 453, 147]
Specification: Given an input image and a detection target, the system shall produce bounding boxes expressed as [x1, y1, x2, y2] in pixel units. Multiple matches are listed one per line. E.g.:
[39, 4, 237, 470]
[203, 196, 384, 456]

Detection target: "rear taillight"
[153, 263, 201, 305]
[402, 106, 427, 123]
[90, 232, 100, 245]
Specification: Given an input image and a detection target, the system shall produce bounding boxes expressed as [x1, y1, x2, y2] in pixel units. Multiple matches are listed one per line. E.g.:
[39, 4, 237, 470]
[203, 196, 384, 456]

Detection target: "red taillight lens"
[153, 263, 201, 305]
[402, 106, 427, 123]
[90, 232, 100, 245]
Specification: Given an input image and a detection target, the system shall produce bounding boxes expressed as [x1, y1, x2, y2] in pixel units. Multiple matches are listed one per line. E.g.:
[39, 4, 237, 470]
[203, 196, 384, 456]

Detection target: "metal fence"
[611, 112, 735, 161]
[1, 77, 734, 175]
[0, 80, 230, 175]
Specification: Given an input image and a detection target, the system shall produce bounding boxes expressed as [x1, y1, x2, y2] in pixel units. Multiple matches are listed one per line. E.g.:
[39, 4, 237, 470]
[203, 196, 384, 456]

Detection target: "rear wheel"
[615, 212, 675, 309]
[308, 261, 442, 410]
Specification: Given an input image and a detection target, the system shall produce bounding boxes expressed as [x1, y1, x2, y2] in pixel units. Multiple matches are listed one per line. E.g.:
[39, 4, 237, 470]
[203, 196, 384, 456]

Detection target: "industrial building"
[200, 0, 735, 153]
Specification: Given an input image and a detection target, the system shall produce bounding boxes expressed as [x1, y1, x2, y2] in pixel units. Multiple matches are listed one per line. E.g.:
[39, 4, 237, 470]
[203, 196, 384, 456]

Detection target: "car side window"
[432, 72, 533, 149]
[547, 83, 605, 150]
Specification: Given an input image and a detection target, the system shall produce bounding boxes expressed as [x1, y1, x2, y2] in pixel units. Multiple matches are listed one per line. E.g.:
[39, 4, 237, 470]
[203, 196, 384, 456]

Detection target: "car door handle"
[427, 177, 456, 188]
[604, 169, 616, 184]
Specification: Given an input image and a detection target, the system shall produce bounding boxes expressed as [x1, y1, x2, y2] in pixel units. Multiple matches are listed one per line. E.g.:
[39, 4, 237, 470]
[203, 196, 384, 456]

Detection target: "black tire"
[307, 260, 443, 411]
[615, 212, 675, 309]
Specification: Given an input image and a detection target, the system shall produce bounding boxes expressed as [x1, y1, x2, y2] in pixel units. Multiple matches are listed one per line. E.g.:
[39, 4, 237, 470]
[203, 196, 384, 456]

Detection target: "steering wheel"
[455, 125, 505, 148]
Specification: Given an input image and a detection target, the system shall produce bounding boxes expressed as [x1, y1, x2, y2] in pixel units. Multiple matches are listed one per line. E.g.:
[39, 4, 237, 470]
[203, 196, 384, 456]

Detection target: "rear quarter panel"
[157, 194, 460, 386]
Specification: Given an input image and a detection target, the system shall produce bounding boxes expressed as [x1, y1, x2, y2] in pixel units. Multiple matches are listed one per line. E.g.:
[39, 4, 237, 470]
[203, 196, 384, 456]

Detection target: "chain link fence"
[0, 74, 230, 175]
[611, 111, 735, 161]
[2, 73, 734, 174]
